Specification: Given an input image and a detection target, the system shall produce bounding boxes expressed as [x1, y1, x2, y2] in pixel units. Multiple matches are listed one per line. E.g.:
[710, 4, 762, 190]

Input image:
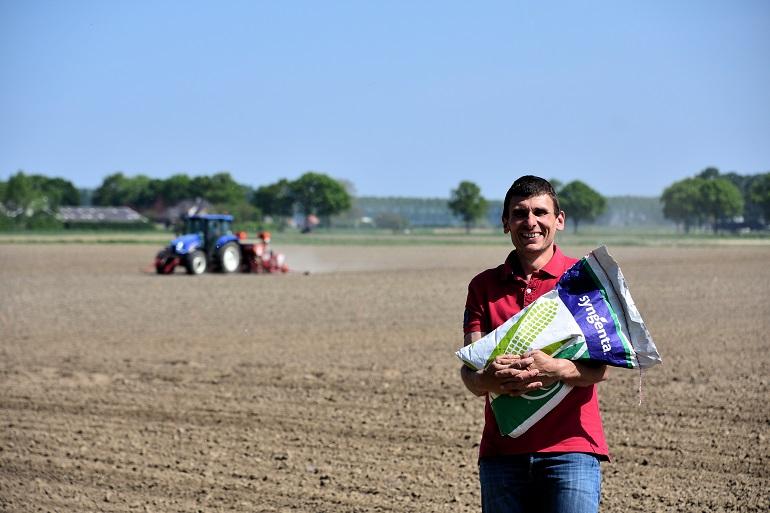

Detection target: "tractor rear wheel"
[184, 250, 207, 275]
[218, 242, 242, 273]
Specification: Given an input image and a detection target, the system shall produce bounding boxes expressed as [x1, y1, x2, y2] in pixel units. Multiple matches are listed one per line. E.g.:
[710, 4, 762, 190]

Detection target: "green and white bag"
[456, 245, 661, 437]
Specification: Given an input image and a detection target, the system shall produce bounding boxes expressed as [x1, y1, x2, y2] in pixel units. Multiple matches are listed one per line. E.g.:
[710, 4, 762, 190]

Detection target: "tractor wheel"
[155, 249, 173, 274]
[218, 242, 242, 273]
[184, 250, 207, 275]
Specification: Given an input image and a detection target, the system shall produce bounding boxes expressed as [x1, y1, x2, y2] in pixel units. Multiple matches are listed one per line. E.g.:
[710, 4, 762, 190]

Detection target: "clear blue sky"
[1, 0, 768, 199]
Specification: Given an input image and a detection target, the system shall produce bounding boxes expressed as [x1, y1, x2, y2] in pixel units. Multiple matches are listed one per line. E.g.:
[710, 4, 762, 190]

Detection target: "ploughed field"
[1, 243, 768, 512]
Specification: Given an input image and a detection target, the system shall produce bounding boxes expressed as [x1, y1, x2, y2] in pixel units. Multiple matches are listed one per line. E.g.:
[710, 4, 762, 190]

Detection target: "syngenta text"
[577, 295, 611, 353]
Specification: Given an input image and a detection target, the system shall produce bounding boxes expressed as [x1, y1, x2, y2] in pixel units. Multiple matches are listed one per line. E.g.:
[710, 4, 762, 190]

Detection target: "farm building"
[57, 206, 150, 229]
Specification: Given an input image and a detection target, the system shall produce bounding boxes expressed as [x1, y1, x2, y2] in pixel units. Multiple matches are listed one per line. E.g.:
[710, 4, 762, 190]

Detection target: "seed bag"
[456, 245, 661, 438]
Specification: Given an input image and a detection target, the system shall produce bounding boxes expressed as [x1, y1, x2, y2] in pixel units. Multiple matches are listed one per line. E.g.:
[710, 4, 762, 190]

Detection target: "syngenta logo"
[577, 295, 612, 353]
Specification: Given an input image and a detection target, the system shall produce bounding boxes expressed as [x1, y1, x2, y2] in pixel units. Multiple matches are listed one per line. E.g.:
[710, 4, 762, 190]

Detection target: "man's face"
[503, 194, 565, 255]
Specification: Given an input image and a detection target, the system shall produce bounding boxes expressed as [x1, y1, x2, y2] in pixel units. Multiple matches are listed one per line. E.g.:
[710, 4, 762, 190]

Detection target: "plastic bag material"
[455, 245, 661, 438]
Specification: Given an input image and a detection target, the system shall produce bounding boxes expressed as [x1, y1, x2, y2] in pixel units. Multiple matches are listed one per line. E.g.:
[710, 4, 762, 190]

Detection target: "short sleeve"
[463, 278, 484, 335]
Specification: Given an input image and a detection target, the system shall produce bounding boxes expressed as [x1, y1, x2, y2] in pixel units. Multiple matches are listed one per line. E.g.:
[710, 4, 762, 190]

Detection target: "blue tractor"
[155, 214, 242, 274]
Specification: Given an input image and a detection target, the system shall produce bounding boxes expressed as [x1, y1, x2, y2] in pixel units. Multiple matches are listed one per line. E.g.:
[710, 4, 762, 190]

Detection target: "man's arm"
[459, 332, 544, 397]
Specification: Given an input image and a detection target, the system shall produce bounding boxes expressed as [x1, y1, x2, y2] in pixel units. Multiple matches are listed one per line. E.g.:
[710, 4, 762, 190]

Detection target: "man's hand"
[460, 354, 545, 397]
[487, 354, 545, 396]
[522, 349, 609, 387]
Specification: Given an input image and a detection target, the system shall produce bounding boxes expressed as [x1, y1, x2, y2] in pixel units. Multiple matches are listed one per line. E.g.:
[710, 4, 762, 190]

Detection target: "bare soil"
[1, 243, 768, 512]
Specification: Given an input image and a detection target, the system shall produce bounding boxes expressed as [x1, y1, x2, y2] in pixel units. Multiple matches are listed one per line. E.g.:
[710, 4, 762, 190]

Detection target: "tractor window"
[185, 217, 204, 234]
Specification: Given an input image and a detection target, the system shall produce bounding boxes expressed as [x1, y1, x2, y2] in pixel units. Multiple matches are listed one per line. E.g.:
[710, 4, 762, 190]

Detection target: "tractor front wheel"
[218, 242, 242, 273]
[184, 250, 207, 275]
[155, 249, 174, 274]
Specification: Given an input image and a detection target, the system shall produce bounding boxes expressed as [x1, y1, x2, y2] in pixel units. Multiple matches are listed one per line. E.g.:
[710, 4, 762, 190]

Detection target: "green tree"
[0, 171, 78, 229]
[31, 176, 80, 206]
[192, 172, 254, 221]
[698, 177, 743, 232]
[2, 171, 78, 212]
[226, 201, 262, 226]
[94, 171, 251, 217]
[661, 178, 703, 233]
[159, 174, 194, 205]
[662, 169, 745, 233]
[697, 166, 720, 180]
[728, 171, 770, 226]
[289, 172, 352, 225]
[130, 175, 161, 209]
[253, 179, 295, 219]
[92, 172, 122, 206]
[558, 180, 606, 233]
[93, 172, 136, 207]
[548, 178, 564, 192]
[190, 172, 247, 206]
[448, 180, 488, 233]
[2, 171, 37, 213]
[749, 172, 770, 222]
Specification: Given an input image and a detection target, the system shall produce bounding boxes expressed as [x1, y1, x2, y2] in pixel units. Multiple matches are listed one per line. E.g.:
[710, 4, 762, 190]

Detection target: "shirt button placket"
[523, 279, 537, 306]
[524, 276, 540, 306]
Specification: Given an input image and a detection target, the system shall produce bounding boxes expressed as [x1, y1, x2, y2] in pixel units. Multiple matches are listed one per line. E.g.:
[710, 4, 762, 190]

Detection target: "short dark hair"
[502, 175, 560, 223]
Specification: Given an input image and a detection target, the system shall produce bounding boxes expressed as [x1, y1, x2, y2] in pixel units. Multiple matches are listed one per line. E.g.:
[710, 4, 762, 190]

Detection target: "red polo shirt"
[464, 245, 609, 459]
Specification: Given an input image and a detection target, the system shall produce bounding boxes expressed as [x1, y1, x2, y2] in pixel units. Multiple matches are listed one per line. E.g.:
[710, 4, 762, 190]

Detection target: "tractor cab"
[184, 215, 234, 255]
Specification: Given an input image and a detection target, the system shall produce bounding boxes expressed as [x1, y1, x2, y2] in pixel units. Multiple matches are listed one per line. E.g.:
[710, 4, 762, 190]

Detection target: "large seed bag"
[456, 245, 661, 438]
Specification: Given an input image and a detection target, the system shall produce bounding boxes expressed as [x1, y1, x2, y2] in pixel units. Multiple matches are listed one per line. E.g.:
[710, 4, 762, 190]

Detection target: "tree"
[93, 172, 152, 207]
[0, 171, 79, 229]
[748, 172, 770, 223]
[548, 178, 564, 192]
[2, 171, 37, 214]
[723, 171, 764, 226]
[191, 172, 247, 206]
[253, 179, 295, 219]
[129, 175, 161, 209]
[289, 172, 352, 225]
[93, 171, 255, 221]
[697, 167, 720, 180]
[32, 176, 79, 206]
[662, 169, 745, 233]
[2, 171, 79, 213]
[448, 180, 488, 233]
[661, 178, 703, 233]
[558, 181, 606, 233]
[93, 172, 126, 206]
[697, 177, 743, 232]
[159, 174, 195, 205]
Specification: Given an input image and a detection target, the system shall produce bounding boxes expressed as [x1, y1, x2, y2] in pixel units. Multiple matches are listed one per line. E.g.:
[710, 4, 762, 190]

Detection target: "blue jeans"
[479, 453, 602, 513]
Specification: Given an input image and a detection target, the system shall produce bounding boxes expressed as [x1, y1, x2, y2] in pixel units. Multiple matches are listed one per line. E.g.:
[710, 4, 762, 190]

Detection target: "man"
[461, 175, 609, 513]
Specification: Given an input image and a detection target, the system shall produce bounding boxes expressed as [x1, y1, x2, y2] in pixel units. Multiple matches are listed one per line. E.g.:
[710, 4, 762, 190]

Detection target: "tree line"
[446, 169, 769, 234]
[94, 171, 352, 226]
[660, 167, 769, 233]
[2, 167, 768, 233]
[0, 170, 351, 229]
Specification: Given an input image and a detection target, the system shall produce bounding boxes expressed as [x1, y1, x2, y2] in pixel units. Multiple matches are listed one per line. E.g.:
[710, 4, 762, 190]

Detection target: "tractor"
[154, 214, 288, 275]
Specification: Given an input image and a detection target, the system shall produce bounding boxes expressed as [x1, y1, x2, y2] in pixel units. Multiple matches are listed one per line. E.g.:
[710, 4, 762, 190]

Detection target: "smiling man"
[460, 175, 609, 513]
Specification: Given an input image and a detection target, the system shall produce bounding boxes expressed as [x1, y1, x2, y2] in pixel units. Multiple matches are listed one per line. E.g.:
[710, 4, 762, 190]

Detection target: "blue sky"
[1, 0, 768, 199]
